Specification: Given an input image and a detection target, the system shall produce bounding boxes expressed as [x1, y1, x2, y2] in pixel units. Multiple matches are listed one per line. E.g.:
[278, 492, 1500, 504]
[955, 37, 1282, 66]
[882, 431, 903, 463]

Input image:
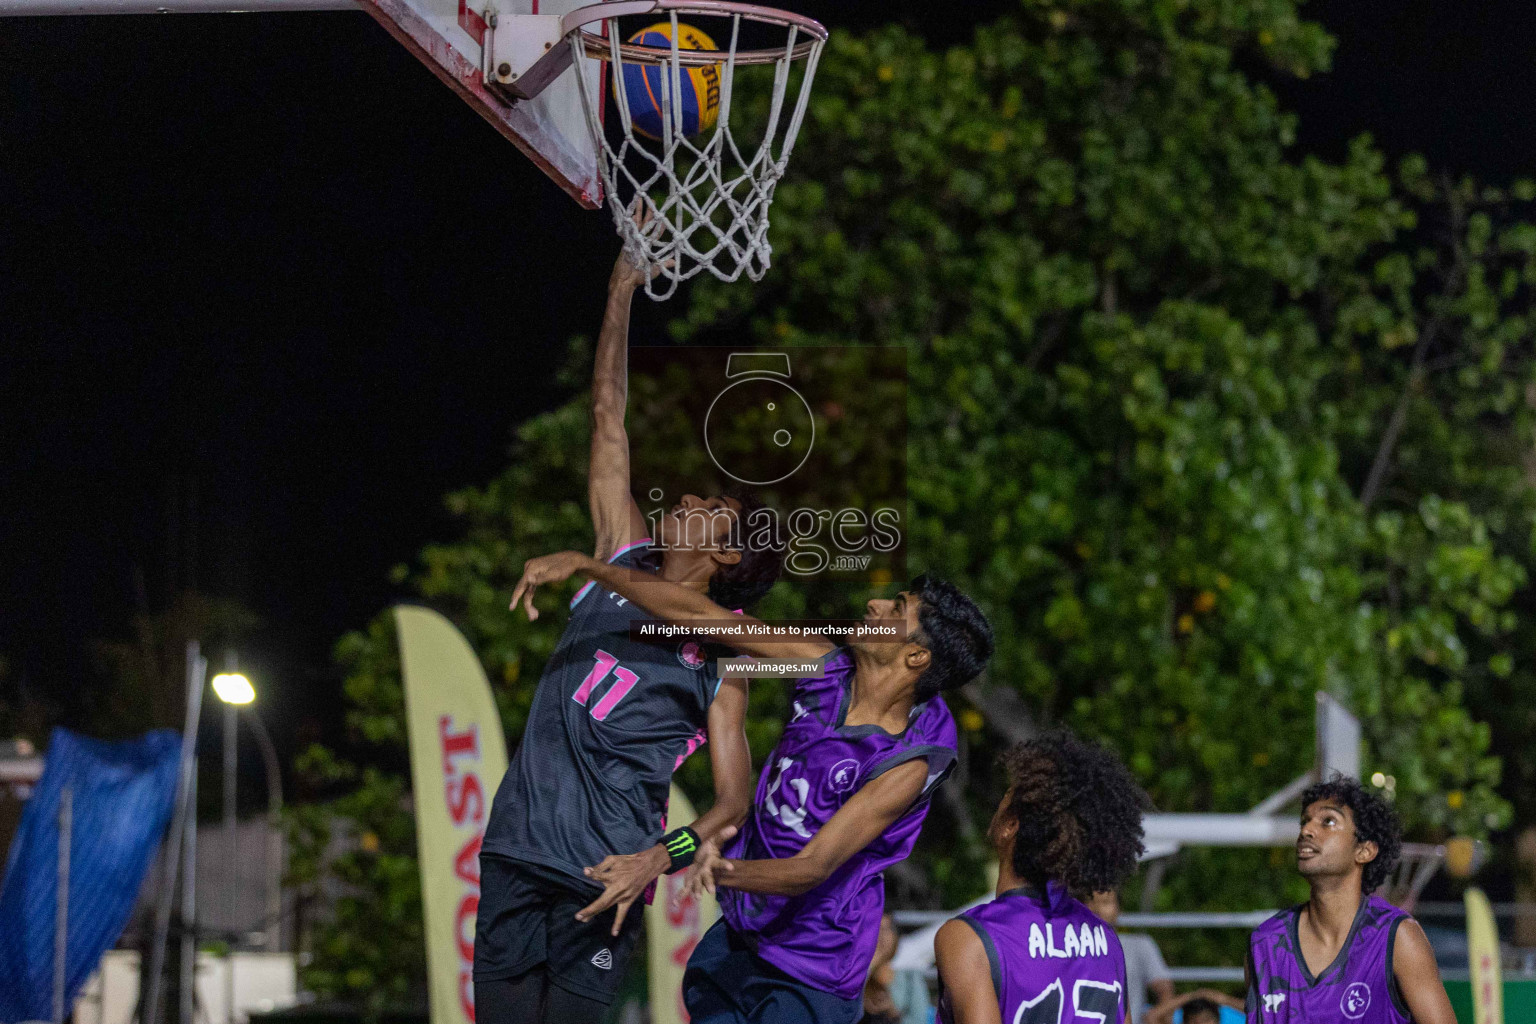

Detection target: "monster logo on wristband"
[663, 827, 701, 874]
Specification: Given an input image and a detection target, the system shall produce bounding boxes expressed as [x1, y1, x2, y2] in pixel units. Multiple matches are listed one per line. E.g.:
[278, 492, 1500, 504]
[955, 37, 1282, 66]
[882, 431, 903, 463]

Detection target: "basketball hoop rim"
[560, 0, 828, 66]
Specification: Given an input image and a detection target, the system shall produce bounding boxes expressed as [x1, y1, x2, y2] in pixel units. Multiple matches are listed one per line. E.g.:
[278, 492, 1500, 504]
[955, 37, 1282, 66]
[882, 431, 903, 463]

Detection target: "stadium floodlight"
[211, 672, 255, 705]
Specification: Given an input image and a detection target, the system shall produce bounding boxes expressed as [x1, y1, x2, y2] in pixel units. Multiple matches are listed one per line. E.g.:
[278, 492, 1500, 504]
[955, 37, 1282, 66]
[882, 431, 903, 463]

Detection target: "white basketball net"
[566, 2, 827, 300]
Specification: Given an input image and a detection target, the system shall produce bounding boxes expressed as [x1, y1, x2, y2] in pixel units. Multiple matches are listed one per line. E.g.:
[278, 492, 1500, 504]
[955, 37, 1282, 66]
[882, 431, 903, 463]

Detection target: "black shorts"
[473, 853, 643, 1004]
[682, 920, 864, 1024]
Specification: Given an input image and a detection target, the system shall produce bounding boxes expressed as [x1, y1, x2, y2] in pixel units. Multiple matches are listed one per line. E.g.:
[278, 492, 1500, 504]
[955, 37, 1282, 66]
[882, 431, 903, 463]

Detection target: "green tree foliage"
[1327, 170, 1536, 830]
[287, 739, 424, 1017]
[291, 0, 1536, 998]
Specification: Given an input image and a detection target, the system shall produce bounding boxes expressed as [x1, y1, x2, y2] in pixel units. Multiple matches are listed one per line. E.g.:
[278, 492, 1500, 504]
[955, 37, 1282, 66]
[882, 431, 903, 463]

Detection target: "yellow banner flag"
[647, 785, 719, 1024]
[396, 606, 509, 1024]
[1466, 886, 1504, 1024]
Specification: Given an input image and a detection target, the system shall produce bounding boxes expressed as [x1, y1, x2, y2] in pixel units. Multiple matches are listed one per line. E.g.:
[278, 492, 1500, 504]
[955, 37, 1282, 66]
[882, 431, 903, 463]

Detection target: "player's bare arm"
[574, 677, 754, 936]
[1391, 919, 1457, 1024]
[587, 245, 652, 562]
[934, 918, 1004, 1024]
[688, 758, 929, 898]
[510, 551, 833, 661]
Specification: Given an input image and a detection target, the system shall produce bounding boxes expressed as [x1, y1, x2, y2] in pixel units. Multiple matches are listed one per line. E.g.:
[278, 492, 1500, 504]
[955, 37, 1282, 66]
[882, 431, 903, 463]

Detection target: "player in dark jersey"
[473, 247, 785, 1024]
[934, 730, 1150, 1024]
[509, 552, 994, 1024]
[1245, 777, 1455, 1024]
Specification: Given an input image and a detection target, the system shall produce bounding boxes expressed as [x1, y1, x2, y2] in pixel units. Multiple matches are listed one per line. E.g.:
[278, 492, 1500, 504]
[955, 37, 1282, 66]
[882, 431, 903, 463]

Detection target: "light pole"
[210, 665, 284, 950]
[211, 662, 253, 1024]
[243, 711, 284, 952]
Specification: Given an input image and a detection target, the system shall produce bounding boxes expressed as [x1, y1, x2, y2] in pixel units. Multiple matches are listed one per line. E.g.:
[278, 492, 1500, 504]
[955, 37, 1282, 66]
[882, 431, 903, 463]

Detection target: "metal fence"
[893, 905, 1536, 985]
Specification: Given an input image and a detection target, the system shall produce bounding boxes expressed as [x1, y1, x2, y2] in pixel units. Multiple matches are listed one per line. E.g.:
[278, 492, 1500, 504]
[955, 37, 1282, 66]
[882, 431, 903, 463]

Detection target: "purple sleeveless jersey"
[938, 884, 1127, 1024]
[1248, 894, 1413, 1024]
[718, 647, 957, 1000]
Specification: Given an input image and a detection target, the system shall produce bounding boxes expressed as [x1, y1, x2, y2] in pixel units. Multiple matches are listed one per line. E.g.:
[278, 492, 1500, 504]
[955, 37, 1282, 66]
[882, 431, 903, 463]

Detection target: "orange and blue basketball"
[620, 22, 722, 140]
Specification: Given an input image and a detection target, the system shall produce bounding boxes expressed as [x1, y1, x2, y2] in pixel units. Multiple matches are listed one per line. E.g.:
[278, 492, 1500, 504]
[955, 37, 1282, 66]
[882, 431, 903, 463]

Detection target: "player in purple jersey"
[474, 244, 784, 1024]
[509, 554, 993, 1024]
[934, 731, 1151, 1024]
[1245, 777, 1456, 1024]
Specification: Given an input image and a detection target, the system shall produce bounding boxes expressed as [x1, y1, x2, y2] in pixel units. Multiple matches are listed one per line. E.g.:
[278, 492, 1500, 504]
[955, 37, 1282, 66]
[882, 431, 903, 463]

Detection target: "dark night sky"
[4, 1, 1536, 776]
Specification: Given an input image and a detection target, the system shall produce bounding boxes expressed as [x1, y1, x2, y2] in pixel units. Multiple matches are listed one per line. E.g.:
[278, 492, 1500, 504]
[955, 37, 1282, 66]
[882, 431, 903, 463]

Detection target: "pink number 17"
[572, 649, 640, 721]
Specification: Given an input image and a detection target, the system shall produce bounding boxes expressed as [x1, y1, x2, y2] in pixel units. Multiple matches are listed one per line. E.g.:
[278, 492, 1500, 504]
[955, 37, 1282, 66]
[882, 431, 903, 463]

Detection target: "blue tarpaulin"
[0, 727, 182, 1024]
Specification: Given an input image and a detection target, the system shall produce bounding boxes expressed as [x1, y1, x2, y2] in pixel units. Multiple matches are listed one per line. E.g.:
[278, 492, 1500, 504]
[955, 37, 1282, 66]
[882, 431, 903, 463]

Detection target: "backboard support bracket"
[484, 14, 570, 101]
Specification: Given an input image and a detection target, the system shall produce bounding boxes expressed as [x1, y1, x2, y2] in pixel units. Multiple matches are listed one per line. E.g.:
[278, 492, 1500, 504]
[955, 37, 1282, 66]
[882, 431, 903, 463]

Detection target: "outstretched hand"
[608, 199, 655, 292]
[575, 845, 670, 937]
[686, 826, 737, 898]
[509, 551, 591, 620]
[609, 247, 650, 294]
[608, 200, 673, 293]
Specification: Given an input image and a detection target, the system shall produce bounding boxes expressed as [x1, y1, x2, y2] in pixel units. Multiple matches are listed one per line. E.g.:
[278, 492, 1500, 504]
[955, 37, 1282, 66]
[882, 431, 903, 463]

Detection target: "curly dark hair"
[1182, 998, 1221, 1024]
[1001, 730, 1151, 897]
[910, 574, 994, 702]
[1300, 775, 1402, 894]
[704, 489, 786, 612]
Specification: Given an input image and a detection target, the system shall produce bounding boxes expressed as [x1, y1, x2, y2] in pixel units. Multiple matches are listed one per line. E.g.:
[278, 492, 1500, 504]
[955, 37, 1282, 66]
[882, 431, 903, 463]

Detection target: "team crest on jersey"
[1263, 993, 1286, 1013]
[1340, 982, 1371, 1019]
[676, 641, 706, 669]
[765, 757, 813, 838]
[828, 758, 861, 793]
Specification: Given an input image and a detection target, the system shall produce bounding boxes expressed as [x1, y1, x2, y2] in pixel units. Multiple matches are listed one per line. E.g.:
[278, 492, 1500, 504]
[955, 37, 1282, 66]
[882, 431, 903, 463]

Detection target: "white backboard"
[360, 0, 602, 206]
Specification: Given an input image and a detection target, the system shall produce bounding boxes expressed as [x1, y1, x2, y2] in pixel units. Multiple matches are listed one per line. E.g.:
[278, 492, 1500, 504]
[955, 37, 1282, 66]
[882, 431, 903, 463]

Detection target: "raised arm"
[693, 677, 756, 841]
[1391, 919, 1457, 1024]
[574, 678, 755, 936]
[510, 551, 833, 661]
[934, 918, 1004, 1024]
[690, 758, 929, 898]
[588, 250, 652, 562]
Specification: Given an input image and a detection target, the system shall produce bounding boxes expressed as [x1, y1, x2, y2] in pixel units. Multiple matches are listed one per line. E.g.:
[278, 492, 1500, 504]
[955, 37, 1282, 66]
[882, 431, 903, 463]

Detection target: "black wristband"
[662, 827, 701, 874]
